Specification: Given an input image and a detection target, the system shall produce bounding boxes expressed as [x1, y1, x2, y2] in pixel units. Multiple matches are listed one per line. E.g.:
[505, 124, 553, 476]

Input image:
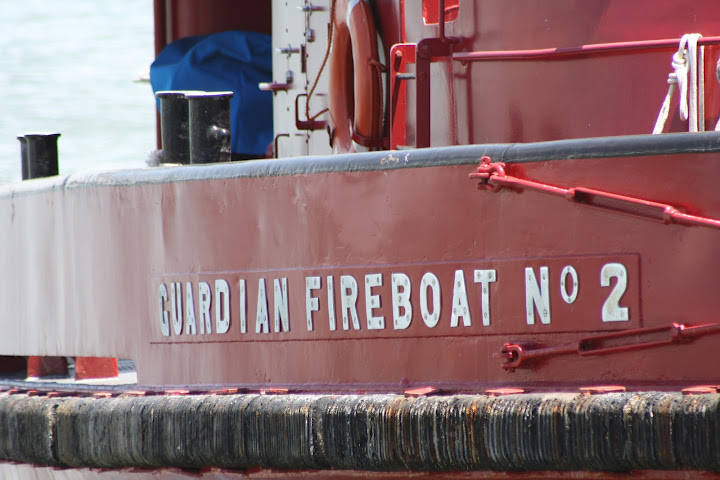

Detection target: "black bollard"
[19, 133, 60, 180]
[186, 91, 233, 164]
[155, 91, 200, 164]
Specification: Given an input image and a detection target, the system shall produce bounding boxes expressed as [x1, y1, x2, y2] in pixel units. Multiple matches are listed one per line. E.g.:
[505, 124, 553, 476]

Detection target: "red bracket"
[390, 43, 417, 150]
[390, 37, 461, 149]
[415, 37, 461, 148]
[389, 0, 462, 150]
[295, 94, 327, 131]
[351, 128, 389, 150]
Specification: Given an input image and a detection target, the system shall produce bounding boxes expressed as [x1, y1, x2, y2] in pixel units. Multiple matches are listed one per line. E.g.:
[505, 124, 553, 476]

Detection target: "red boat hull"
[3, 135, 720, 391]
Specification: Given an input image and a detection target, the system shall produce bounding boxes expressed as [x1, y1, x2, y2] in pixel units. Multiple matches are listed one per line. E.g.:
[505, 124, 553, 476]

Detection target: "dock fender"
[328, 0, 386, 153]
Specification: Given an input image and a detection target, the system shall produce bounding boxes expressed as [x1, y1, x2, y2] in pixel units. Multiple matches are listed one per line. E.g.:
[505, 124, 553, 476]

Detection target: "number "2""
[601, 263, 629, 322]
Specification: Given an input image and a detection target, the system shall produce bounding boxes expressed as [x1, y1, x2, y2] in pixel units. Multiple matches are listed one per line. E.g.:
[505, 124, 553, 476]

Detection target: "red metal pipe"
[438, 0, 445, 41]
[399, 0, 406, 43]
[153, 0, 167, 150]
[153, 0, 168, 57]
[453, 36, 720, 62]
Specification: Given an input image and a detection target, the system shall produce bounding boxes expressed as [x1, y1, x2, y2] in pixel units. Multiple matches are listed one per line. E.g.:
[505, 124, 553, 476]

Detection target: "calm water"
[0, 1, 156, 183]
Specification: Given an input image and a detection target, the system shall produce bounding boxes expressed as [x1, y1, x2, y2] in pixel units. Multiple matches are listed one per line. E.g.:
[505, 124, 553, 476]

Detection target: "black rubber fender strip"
[0, 392, 719, 472]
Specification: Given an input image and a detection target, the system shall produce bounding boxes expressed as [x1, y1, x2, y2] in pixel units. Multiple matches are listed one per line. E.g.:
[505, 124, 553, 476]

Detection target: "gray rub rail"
[1, 391, 719, 472]
[4, 131, 720, 197]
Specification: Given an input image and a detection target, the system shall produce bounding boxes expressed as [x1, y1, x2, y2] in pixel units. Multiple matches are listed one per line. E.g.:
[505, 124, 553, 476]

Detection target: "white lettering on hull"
[238, 279, 247, 334]
[171, 282, 183, 335]
[273, 278, 289, 333]
[306, 276, 321, 332]
[327, 276, 337, 331]
[199, 282, 212, 334]
[256, 278, 269, 333]
[391, 273, 412, 330]
[215, 279, 230, 334]
[525, 266, 550, 325]
[156, 260, 632, 337]
[185, 282, 197, 335]
[340, 275, 361, 330]
[560, 266, 579, 304]
[420, 272, 441, 328]
[450, 270, 471, 327]
[365, 273, 384, 330]
[473, 269, 497, 326]
[601, 263, 629, 322]
[158, 283, 170, 337]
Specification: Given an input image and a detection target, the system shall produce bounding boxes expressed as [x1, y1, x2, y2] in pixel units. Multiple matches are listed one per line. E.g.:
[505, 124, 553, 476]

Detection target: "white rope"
[698, 43, 705, 131]
[652, 77, 676, 134]
[653, 33, 704, 134]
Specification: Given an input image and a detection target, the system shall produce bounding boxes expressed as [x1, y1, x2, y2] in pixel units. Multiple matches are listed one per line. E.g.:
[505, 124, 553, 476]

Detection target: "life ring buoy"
[328, 0, 386, 153]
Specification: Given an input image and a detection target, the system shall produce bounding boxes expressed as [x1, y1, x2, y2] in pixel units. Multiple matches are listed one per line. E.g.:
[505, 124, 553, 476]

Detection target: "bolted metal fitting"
[298, 3, 325, 12]
[277, 45, 300, 55]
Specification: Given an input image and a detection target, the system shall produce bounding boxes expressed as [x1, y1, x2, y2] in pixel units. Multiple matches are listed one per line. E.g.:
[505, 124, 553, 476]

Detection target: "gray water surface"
[0, 1, 155, 183]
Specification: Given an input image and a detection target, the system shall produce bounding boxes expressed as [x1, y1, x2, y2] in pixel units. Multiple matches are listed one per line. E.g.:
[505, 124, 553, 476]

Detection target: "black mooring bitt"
[156, 90, 233, 165]
[156, 91, 196, 165]
[18, 133, 60, 180]
[187, 91, 234, 164]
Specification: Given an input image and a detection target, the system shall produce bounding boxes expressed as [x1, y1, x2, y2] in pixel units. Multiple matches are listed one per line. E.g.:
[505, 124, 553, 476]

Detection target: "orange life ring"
[328, 0, 386, 153]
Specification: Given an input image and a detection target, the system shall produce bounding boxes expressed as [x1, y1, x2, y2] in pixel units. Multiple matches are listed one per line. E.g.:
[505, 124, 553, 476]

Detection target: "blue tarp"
[150, 31, 273, 156]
